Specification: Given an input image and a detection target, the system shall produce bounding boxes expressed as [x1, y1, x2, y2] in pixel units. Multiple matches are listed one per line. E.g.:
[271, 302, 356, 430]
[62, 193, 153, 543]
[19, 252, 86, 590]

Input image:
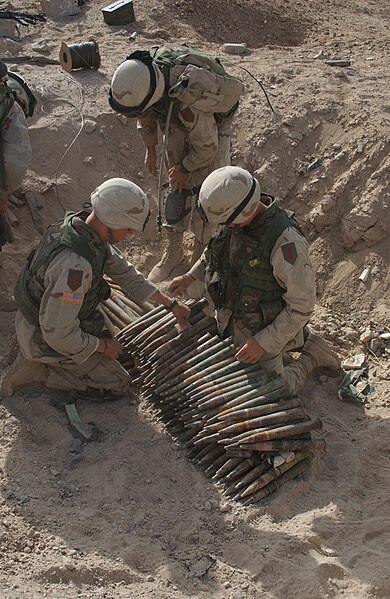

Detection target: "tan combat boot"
[2, 353, 48, 398]
[301, 333, 341, 371]
[148, 230, 184, 284]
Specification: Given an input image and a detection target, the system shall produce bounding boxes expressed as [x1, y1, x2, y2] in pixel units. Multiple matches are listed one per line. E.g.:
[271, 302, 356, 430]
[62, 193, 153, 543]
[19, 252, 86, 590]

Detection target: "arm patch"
[281, 242, 298, 265]
[67, 269, 83, 291]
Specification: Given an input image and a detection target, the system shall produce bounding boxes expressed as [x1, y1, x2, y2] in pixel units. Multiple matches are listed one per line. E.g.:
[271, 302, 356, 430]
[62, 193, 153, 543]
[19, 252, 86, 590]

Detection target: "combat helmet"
[109, 51, 165, 117]
[91, 178, 150, 232]
[198, 166, 261, 225]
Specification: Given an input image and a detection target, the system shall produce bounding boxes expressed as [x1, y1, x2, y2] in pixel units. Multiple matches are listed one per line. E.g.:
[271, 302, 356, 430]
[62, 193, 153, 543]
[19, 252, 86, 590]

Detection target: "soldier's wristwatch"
[166, 299, 178, 312]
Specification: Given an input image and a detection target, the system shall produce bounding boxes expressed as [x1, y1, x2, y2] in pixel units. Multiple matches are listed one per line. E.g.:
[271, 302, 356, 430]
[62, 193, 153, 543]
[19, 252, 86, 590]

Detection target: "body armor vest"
[204, 199, 303, 335]
[148, 45, 239, 127]
[14, 211, 110, 333]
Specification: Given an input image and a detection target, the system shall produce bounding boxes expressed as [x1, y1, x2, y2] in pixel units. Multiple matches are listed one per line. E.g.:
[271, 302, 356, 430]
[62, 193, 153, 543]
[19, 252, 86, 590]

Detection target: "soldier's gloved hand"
[170, 299, 191, 330]
[98, 338, 123, 361]
[145, 145, 157, 176]
[168, 274, 194, 296]
[236, 336, 265, 364]
[168, 164, 189, 192]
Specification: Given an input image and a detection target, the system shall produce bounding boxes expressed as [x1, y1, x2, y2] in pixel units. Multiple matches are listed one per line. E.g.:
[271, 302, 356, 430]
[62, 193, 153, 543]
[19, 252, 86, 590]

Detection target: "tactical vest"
[204, 199, 303, 335]
[149, 45, 241, 123]
[14, 211, 110, 334]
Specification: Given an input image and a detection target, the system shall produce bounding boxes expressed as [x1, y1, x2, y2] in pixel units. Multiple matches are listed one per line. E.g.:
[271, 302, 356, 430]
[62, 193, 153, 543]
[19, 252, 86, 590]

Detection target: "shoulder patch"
[67, 269, 83, 291]
[281, 242, 298, 265]
[179, 107, 195, 123]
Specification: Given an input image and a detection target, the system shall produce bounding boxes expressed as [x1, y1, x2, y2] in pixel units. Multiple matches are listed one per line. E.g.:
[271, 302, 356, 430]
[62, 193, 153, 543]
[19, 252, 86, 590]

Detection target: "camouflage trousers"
[216, 309, 311, 396]
[166, 117, 232, 244]
[44, 353, 131, 393]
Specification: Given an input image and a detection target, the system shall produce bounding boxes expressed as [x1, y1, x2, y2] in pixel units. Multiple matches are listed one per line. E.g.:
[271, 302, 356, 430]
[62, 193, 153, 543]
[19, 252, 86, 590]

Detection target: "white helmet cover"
[199, 166, 261, 225]
[109, 53, 165, 117]
[91, 178, 150, 232]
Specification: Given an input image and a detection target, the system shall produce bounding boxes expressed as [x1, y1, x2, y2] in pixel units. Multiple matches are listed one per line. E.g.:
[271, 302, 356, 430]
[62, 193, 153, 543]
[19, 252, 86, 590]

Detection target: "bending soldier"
[0, 60, 34, 310]
[2, 178, 190, 399]
[169, 166, 341, 395]
[109, 44, 243, 283]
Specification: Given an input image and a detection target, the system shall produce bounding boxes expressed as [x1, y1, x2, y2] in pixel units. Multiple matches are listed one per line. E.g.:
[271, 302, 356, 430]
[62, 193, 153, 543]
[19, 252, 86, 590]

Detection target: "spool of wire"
[59, 40, 101, 73]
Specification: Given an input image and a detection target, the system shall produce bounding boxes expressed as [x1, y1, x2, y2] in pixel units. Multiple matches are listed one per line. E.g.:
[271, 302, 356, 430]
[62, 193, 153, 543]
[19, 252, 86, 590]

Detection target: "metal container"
[101, 0, 135, 26]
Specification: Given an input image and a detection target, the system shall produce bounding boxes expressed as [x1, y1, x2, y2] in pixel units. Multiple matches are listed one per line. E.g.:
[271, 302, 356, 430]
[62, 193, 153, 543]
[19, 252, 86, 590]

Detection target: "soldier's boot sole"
[1, 354, 48, 398]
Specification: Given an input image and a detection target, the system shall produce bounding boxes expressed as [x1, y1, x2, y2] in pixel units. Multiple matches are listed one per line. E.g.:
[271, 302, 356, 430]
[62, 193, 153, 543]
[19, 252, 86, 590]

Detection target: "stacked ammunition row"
[116, 302, 326, 504]
[98, 282, 154, 336]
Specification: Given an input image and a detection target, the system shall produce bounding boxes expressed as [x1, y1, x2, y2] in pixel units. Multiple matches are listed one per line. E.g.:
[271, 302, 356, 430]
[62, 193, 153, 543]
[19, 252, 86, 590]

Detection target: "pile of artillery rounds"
[117, 300, 325, 505]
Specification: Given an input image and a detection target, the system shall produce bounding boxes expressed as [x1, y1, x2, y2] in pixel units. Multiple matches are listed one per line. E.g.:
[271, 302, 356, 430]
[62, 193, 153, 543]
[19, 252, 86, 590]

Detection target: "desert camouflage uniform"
[188, 200, 317, 392]
[0, 96, 32, 275]
[16, 229, 157, 393]
[138, 88, 234, 244]
[1, 101, 31, 192]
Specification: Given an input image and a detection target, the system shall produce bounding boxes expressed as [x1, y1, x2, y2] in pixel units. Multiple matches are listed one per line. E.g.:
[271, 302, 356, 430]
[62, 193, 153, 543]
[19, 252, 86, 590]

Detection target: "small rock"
[116, 114, 128, 126]
[119, 143, 131, 157]
[369, 338, 381, 353]
[290, 130, 303, 141]
[83, 119, 97, 134]
[342, 353, 366, 370]
[83, 156, 94, 165]
[221, 43, 247, 55]
[360, 328, 373, 344]
[224, 581, 232, 589]
[356, 142, 364, 154]
[32, 41, 50, 54]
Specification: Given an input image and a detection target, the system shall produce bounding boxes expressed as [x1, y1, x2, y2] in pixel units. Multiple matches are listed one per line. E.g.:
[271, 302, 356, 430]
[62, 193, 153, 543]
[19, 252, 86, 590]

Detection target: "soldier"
[109, 44, 244, 283]
[0, 60, 34, 309]
[2, 178, 190, 399]
[168, 166, 341, 395]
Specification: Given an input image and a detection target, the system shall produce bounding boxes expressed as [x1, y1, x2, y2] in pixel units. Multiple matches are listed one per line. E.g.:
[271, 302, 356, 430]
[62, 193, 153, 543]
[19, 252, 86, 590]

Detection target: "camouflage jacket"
[137, 45, 242, 173]
[190, 198, 317, 355]
[14, 211, 157, 364]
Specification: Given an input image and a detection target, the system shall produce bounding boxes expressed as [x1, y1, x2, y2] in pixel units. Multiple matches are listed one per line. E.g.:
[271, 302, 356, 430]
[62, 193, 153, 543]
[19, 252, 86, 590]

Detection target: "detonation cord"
[157, 99, 173, 232]
[40, 68, 85, 212]
[239, 66, 275, 113]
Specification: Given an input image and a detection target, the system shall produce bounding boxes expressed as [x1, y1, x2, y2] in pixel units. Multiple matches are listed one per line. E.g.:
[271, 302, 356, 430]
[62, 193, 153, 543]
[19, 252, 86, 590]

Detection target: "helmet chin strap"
[107, 227, 113, 241]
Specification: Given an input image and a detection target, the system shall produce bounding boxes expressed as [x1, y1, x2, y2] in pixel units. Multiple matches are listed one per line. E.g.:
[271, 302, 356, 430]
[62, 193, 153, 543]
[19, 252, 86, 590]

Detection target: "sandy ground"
[0, 0, 389, 597]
